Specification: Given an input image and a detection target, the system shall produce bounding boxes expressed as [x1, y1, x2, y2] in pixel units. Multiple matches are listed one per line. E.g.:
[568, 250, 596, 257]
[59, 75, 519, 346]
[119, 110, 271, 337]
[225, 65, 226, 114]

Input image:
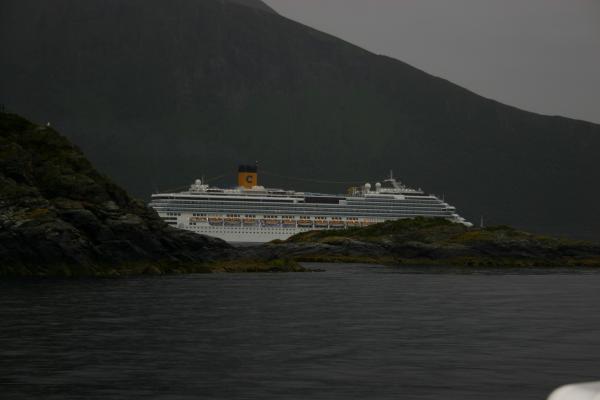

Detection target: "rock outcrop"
[0, 113, 232, 276]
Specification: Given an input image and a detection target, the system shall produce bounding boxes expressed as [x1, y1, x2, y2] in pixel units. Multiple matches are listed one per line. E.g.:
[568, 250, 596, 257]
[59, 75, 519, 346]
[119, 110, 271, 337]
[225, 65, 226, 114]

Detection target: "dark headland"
[2, 112, 600, 277]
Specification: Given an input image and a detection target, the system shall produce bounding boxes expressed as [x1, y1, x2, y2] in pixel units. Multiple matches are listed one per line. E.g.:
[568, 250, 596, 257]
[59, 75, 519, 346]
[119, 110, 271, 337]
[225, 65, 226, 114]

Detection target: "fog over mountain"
[265, 0, 600, 124]
[1, 0, 599, 239]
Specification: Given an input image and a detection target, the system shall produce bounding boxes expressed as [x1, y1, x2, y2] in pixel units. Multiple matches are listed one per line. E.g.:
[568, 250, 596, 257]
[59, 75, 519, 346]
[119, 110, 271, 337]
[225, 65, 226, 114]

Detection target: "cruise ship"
[149, 165, 472, 243]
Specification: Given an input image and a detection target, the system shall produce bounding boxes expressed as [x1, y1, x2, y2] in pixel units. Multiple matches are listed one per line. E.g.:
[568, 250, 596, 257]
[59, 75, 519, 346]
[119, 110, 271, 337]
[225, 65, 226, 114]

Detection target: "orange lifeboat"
[314, 219, 328, 228]
[224, 217, 241, 226]
[262, 219, 281, 227]
[208, 217, 224, 226]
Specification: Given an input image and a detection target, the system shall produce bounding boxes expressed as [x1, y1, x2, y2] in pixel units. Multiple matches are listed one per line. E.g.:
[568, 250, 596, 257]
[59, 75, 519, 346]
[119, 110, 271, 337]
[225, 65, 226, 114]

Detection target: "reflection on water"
[1, 264, 600, 400]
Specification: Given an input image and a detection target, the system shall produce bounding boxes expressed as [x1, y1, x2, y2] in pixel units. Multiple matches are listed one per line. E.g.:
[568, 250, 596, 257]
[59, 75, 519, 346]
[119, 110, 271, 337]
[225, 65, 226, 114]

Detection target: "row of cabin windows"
[197, 216, 379, 221]
[152, 201, 449, 212]
[152, 199, 442, 207]
[170, 209, 451, 221]
[157, 204, 449, 213]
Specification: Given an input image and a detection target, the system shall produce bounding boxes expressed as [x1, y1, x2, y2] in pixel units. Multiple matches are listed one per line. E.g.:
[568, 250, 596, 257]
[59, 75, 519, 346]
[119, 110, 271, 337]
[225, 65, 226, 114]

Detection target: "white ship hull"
[159, 209, 465, 244]
[172, 220, 322, 243]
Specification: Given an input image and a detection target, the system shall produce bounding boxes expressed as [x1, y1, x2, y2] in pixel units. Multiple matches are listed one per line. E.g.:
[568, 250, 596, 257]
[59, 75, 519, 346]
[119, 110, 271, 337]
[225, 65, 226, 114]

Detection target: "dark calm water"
[2, 264, 600, 400]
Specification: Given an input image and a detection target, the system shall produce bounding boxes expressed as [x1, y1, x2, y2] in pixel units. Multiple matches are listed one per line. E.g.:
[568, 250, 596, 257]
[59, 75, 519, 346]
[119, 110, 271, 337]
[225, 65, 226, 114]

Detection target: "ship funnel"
[238, 164, 258, 189]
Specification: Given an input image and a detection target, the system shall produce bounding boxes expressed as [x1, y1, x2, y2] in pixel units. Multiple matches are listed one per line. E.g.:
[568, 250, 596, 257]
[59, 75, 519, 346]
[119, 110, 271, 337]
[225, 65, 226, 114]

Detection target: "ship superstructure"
[149, 165, 472, 243]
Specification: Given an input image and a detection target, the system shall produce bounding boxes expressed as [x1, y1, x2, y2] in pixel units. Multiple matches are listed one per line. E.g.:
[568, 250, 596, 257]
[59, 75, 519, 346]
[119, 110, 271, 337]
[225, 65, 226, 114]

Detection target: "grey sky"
[263, 0, 600, 124]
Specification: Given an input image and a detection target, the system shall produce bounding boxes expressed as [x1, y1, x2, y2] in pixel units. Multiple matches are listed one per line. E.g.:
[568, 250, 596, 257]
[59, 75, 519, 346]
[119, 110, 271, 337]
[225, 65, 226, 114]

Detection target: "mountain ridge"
[1, 0, 599, 239]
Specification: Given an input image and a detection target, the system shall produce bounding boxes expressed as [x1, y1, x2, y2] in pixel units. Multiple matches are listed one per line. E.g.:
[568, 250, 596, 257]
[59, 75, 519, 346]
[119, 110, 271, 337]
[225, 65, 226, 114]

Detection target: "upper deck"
[151, 174, 430, 203]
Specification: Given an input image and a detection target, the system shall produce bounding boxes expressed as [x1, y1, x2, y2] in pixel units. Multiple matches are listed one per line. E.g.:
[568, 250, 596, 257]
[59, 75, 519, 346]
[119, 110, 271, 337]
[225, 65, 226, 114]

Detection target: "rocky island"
[248, 218, 600, 268]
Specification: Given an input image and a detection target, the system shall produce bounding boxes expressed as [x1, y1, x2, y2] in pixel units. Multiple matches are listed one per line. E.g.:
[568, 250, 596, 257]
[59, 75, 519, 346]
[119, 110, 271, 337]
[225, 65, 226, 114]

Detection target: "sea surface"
[2, 263, 600, 400]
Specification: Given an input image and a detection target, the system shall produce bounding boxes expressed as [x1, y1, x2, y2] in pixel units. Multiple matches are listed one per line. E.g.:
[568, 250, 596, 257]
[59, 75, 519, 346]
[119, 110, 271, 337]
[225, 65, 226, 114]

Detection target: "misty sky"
[263, 0, 600, 124]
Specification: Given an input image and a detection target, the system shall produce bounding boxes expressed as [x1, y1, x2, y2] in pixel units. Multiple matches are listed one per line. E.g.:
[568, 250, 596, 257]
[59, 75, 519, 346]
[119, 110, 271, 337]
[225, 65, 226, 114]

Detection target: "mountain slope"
[0, 112, 231, 276]
[1, 0, 599, 239]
